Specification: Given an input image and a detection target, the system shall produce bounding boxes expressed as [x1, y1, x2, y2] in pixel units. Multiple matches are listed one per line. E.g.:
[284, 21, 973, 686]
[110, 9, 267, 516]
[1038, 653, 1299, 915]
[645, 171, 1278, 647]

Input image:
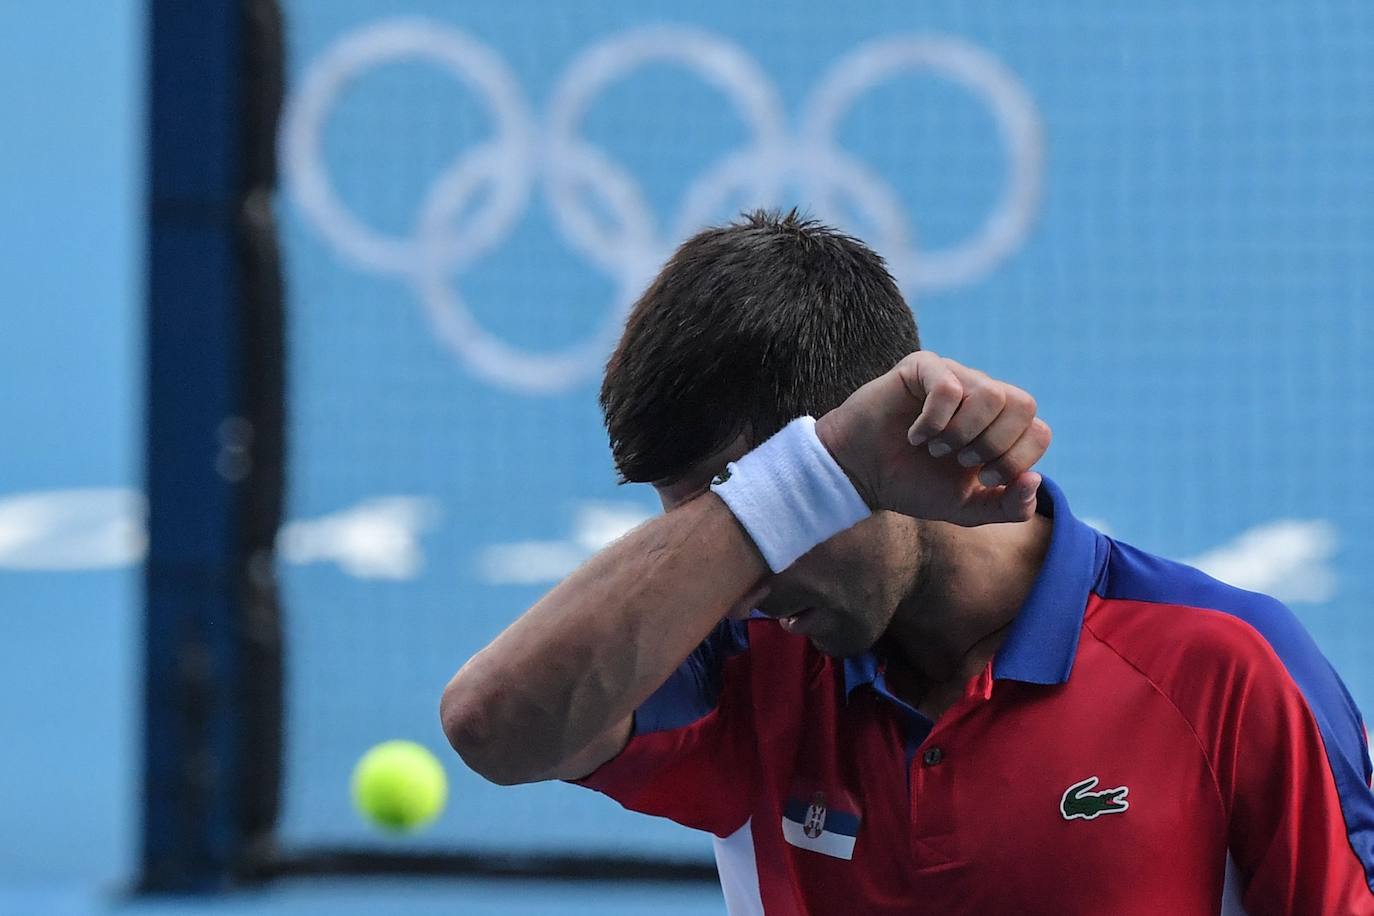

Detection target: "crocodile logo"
[1060, 776, 1130, 821]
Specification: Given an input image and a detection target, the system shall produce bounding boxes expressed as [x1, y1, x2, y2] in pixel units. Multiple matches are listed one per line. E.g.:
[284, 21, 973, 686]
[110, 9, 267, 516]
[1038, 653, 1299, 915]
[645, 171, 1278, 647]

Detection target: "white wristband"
[710, 416, 872, 572]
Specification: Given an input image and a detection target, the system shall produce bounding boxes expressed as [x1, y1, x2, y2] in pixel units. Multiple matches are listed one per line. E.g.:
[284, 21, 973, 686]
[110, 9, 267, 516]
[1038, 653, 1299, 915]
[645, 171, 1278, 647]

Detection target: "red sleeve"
[1193, 611, 1374, 914]
[569, 619, 756, 838]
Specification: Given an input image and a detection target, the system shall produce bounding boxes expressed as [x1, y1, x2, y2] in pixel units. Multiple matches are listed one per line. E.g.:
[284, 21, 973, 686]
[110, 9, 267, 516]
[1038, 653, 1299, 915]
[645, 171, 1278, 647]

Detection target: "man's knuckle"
[1007, 388, 1036, 416]
[969, 384, 1004, 413]
[933, 376, 962, 400]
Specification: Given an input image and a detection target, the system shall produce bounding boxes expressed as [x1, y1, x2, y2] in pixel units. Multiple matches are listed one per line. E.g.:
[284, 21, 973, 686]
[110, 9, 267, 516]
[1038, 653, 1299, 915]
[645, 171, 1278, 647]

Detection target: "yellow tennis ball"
[351, 740, 448, 832]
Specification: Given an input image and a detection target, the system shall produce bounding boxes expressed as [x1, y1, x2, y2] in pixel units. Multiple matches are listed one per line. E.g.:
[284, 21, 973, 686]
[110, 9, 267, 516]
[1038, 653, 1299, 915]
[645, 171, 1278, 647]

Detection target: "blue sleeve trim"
[1101, 539, 1374, 892]
[632, 618, 749, 737]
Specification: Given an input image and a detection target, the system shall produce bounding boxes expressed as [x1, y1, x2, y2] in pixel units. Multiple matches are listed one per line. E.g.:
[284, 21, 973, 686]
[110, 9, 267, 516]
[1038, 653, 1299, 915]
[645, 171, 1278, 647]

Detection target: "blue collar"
[843, 476, 1107, 694]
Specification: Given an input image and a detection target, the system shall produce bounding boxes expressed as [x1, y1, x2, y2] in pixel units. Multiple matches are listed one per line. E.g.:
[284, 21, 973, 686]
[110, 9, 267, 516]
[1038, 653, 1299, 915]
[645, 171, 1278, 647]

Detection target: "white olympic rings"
[281, 19, 1044, 394]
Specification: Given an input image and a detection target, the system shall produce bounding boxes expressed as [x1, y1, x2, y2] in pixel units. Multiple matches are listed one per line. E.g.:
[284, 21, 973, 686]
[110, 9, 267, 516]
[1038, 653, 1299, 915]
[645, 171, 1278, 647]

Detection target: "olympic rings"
[281, 19, 1044, 394]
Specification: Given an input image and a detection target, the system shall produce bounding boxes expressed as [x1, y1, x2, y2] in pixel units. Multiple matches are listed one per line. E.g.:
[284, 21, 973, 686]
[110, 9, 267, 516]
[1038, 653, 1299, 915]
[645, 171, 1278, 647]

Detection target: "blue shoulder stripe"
[1100, 537, 1374, 891]
[633, 618, 749, 736]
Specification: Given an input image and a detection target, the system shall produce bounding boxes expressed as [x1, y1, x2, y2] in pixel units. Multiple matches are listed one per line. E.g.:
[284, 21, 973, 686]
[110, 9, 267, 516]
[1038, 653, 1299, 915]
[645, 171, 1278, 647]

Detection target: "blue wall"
[1, 0, 1371, 893]
[0, 0, 144, 886]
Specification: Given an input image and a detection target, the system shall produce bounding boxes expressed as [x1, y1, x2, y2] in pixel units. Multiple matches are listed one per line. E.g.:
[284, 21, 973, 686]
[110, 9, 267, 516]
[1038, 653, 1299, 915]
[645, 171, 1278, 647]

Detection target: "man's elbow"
[439, 677, 538, 786]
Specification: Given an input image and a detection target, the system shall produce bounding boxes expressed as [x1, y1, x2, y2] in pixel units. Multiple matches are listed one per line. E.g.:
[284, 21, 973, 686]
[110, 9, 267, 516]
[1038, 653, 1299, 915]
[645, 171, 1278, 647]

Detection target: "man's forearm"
[440, 490, 767, 785]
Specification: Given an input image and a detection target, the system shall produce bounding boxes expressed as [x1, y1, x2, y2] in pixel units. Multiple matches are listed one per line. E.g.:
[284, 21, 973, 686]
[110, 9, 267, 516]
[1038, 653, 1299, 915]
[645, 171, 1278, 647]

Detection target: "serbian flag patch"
[781, 790, 861, 860]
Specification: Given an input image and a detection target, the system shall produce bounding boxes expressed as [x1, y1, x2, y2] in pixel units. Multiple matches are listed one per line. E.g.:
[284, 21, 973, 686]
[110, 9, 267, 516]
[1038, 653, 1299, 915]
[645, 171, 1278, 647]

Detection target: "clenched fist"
[814, 351, 1051, 526]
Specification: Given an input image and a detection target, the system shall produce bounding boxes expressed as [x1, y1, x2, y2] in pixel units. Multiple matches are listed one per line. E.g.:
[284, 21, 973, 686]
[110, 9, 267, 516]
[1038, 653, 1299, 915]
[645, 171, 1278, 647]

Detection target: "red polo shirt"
[573, 479, 1374, 914]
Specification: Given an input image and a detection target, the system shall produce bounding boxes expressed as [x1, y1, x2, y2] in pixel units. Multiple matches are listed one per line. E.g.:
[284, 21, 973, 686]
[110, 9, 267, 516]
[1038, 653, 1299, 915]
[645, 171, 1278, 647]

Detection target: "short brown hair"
[600, 209, 919, 484]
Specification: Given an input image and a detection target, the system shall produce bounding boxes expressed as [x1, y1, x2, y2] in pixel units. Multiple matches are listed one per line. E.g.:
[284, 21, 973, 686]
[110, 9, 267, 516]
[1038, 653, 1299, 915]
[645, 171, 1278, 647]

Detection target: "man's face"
[655, 435, 921, 658]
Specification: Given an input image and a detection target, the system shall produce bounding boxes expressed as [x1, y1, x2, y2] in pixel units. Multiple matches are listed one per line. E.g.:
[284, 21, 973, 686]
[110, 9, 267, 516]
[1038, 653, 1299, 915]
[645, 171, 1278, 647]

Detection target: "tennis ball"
[351, 740, 448, 832]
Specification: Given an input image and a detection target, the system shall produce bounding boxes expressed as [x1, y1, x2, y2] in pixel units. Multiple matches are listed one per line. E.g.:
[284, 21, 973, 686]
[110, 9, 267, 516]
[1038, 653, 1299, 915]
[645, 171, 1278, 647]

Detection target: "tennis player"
[441, 211, 1374, 914]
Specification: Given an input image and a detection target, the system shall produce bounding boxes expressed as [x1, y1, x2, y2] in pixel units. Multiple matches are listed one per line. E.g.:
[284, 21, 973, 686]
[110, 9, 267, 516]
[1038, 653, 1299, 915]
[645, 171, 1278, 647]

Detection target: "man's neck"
[884, 512, 1054, 695]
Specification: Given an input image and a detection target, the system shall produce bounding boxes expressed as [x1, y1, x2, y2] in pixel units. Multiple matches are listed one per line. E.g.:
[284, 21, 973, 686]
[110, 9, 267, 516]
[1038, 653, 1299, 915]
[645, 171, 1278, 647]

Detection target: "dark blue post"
[142, 0, 283, 891]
